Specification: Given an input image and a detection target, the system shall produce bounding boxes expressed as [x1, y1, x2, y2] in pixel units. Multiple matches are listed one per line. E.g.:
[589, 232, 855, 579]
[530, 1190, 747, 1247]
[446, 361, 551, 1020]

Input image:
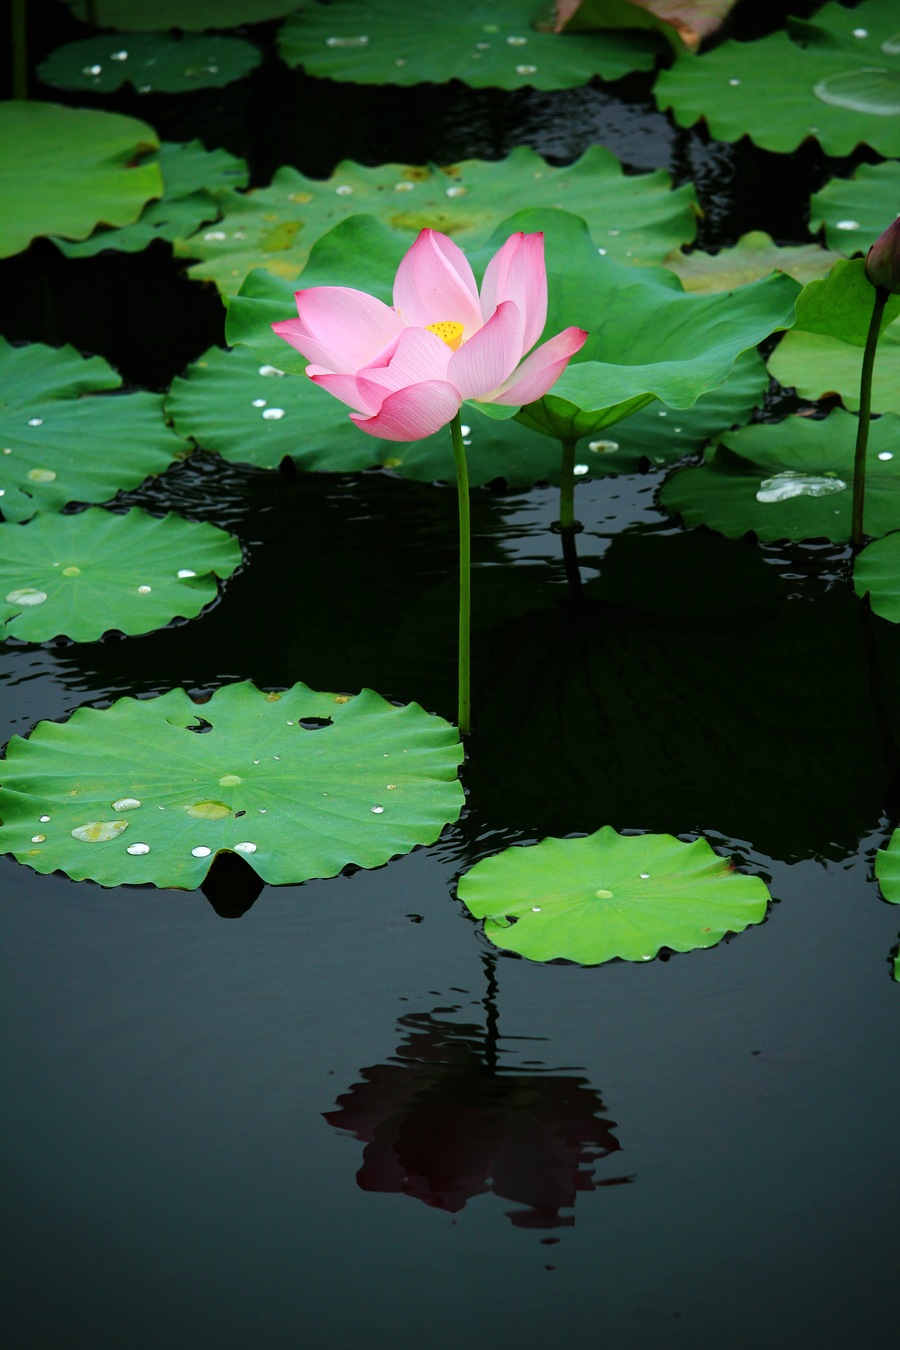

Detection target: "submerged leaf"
[457, 827, 769, 964]
[0, 508, 242, 643]
[0, 683, 464, 888]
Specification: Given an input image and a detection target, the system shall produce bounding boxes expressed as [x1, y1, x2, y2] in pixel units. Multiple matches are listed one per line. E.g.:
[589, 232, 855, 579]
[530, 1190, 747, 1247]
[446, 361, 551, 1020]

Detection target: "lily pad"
[278, 0, 661, 90]
[809, 162, 900, 257]
[854, 532, 900, 622]
[176, 146, 698, 296]
[0, 339, 190, 523]
[665, 231, 842, 294]
[38, 33, 261, 93]
[659, 410, 900, 543]
[0, 682, 464, 888]
[767, 258, 900, 414]
[876, 830, 900, 903]
[52, 140, 248, 259]
[457, 827, 770, 964]
[0, 101, 161, 259]
[654, 0, 900, 156]
[62, 0, 299, 28]
[0, 508, 242, 643]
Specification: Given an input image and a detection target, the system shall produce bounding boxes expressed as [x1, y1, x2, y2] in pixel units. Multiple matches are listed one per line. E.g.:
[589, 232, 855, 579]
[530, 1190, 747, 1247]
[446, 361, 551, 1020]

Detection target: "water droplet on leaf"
[191, 845, 212, 858]
[235, 842, 257, 854]
[262, 408, 285, 420]
[27, 468, 56, 482]
[72, 820, 128, 843]
[756, 471, 847, 503]
[371, 805, 385, 814]
[127, 843, 150, 855]
[112, 797, 141, 811]
[6, 588, 47, 606]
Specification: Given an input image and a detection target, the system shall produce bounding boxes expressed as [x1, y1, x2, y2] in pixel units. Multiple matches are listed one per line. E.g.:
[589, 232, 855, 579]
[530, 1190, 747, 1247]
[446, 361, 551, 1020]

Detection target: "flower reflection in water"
[324, 979, 632, 1228]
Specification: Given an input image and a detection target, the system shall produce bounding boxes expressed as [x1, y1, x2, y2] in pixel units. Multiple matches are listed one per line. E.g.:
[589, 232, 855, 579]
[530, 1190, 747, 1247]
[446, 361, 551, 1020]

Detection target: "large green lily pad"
[809, 162, 900, 258]
[0, 508, 242, 643]
[0, 101, 161, 259]
[659, 410, 900, 543]
[38, 33, 261, 93]
[52, 140, 248, 259]
[457, 827, 770, 964]
[0, 339, 190, 523]
[0, 682, 464, 889]
[176, 146, 698, 296]
[665, 231, 842, 293]
[63, 0, 299, 28]
[278, 0, 661, 89]
[854, 532, 900, 623]
[654, 0, 900, 156]
[767, 258, 900, 414]
[167, 340, 766, 484]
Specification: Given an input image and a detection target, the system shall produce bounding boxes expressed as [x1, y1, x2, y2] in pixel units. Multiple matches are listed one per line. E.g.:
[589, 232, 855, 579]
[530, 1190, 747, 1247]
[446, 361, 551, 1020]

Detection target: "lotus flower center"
[424, 320, 464, 351]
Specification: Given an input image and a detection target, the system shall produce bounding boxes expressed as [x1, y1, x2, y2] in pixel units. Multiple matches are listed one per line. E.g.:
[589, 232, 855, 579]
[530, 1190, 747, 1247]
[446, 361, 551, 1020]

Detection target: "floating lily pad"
[52, 140, 248, 259]
[457, 827, 770, 964]
[665, 231, 842, 293]
[0, 340, 190, 523]
[63, 0, 299, 28]
[228, 209, 797, 449]
[0, 508, 242, 643]
[278, 0, 661, 90]
[654, 0, 900, 156]
[38, 33, 261, 93]
[875, 829, 900, 979]
[854, 532, 900, 622]
[176, 146, 698, 296]
[767, 258, 900, 414]
[0, 682, 464, 888]
[809, 161, 900, 257]
[0, 101, 161, 259]
[659, 410, 900, 543]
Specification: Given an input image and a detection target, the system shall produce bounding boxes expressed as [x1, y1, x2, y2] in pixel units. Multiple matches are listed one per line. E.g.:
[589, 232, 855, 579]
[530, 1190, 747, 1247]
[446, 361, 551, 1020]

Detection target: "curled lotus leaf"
[457, 827, 770, 965]
[0, 682, 464, 889]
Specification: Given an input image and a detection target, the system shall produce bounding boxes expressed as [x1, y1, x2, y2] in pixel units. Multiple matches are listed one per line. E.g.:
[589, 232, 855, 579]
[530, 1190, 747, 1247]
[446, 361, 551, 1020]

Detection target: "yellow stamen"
[424, 320, 464, 351]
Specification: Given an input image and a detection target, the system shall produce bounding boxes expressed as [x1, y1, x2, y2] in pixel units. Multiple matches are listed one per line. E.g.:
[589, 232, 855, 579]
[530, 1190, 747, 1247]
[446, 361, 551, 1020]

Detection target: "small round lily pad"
[809, 162, 900, 258]
[457, 827, 770, 964]
[0, 508, 242, 643]
[0, 682, 464, 888]
[38, 33, 262, 94]
[854, 532, 900, 623]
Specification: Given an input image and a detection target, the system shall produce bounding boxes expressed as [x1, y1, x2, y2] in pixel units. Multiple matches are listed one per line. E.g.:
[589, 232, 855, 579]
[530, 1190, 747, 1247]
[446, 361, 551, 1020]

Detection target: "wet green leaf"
[0, 508, 242, 643]
[457, 827, 770, 964]
[278, 0, 661, 89]
[810, 162, 900, 258]
[659, 410, 900, 543]
[62, 0, 298, 28]
[876, 830, 900, 902]
[665, 231, 842, 293]
[654, 0, 900, 156]
[0, 682, 464, 888]
[0, 101, 161, 259]
[52, 140, 248, 259]
[854, 532, 900, 622]
[0, 339, 190, 523]
[177, 145, 698, 296]
[38, 33, 261, 93]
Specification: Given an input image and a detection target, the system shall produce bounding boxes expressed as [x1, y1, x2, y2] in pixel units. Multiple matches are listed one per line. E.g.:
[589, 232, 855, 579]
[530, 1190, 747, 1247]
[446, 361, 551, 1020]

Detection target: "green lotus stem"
[12, 0, 27, 100]
[449, 412, 471, 735]
[851, 284, 888, 552]
[559, 435, 578, 532]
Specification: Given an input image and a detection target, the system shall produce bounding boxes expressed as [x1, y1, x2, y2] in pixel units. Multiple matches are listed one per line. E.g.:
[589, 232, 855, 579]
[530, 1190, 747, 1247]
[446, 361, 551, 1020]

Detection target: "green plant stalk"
[12, 0, 27, 100]
[449, 412, 471, 735]
[851, 284, 888, 552]
[559, 435, 578, 532]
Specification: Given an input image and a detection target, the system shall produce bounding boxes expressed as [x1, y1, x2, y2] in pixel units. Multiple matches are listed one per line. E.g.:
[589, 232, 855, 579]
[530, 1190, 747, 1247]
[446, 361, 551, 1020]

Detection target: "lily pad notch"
[457, 827, 771, 965]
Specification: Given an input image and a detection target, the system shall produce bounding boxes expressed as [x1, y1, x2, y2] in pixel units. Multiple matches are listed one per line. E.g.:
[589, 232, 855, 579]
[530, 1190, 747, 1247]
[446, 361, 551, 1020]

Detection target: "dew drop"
[127, 842, 150, 855]
[259, 364, 285, 377]
[531, 906, 542, 913]
[476, 40, 491, 49]
[234, 841, 257, 854]
[2, 446, 10, 453]
[395, 181, 415, 192]
[39, 815, 51, 823]
[882, 34, 900, 55]
[62, 565, 80, 577]
[177, 568, 196, 578]
[394, 57, 406, 67]
[137, 85, 151, 94]
[325, 34, 369, 47]
[853, 27, 869, 38]
[31, 835, 46, 844]
[185, 801, 231, 821]
[597, 247, 607, 255]
[112, 797, 141, 812]
[595, 888, 613, 899]
[191, 845, 212, 858]
[72, 820, 128, 843]
[137, 585, 152, 594]
[371, 805, 385, 814]
[460, 424, 471, 436]
[607, 228, 621, 237]
[515, 64, 538, 74]
[273, 755, 281, 761]
[658, 409, 669, 417]
[262, 408, 285, 420]
[507, 35, 527, 45]
[252, 399, 267, 410]
[728, 77, 741, 86]
[574, 464, 589, 475]
[258, 807, 267, 814]
[28, 415, 44, 427]
[218, 774, 242, 787]
[27, 467, 56, 482]
[110, 50, 128, 60]
[836, 219, 860, 231]
[589, 439, 619, 452]
[877, 451, 893, 461]
[335, 185, 353, 195]
[756, 471, 847, 503]
[82, 64, 102, 75]
[445, 185, 466, 198]
[641, 954, 653, 961]
[203, 230, 227, 241]
[6, 588, 47, 606]
[640, 872, 650, 879]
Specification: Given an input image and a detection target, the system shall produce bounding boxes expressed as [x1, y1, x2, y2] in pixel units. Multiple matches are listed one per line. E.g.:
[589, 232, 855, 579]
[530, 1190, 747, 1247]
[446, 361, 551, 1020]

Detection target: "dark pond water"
[2, 3, 898, 1346]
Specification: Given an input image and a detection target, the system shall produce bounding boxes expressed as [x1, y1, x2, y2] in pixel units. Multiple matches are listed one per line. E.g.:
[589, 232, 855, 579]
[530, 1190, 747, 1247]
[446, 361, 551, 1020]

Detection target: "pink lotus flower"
[272, 229, 588, 441]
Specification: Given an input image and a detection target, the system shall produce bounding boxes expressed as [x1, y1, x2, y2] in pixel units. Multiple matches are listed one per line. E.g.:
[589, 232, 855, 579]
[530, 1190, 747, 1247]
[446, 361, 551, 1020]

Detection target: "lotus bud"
[865, 216, 900, 294]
